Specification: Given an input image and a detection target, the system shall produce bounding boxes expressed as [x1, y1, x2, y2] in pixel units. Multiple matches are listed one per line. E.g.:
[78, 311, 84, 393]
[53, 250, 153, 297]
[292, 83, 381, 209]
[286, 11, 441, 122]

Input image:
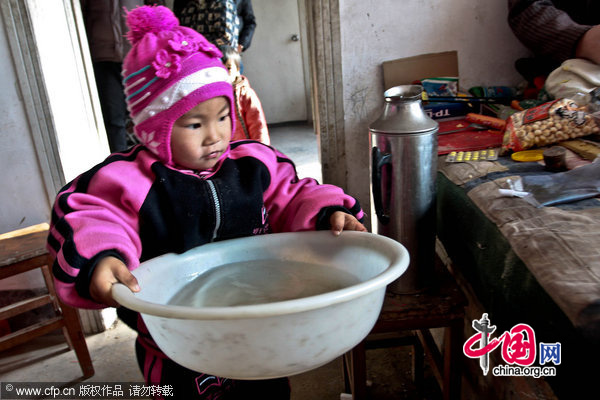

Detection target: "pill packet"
[445, 148, 499, 163]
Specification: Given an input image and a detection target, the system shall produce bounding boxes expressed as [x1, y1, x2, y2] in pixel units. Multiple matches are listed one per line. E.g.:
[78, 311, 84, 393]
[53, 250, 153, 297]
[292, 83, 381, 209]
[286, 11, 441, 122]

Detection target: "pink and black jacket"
[47, 140, 363, 311]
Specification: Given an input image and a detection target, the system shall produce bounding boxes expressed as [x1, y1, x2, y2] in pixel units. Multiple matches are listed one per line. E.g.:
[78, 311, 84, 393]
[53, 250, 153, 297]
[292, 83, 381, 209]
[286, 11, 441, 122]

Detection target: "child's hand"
[89, 256, 140, 307]
[329, 211, 368, 236]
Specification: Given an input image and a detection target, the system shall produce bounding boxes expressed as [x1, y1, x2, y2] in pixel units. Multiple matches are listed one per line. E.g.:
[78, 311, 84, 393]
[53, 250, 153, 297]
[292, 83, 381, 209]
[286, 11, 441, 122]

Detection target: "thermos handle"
[372, 147, 391, 225]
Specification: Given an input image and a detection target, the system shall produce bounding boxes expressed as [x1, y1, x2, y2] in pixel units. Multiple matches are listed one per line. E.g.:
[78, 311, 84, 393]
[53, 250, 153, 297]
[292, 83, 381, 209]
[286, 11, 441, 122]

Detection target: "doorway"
[241, 0, 319, 181]
[241, 0, 311, 124]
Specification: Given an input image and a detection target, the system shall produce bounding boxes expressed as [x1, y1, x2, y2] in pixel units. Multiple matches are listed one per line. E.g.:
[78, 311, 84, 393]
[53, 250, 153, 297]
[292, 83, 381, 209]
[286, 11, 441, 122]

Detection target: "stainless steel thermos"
[369, 85, 438, 293]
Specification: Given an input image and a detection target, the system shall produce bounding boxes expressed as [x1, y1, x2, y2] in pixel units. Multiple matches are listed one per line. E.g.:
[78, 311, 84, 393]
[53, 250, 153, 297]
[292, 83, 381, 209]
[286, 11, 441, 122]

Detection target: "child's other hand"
[89, 256, 140, 307]
[329, 211, 368, 236]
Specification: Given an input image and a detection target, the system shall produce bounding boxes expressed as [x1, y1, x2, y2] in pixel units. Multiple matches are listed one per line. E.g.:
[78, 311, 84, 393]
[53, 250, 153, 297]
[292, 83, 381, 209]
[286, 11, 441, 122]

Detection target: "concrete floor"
[268, 121, 322, 183]
[0, 123, 442, 399]
[0, 319, 440, 400]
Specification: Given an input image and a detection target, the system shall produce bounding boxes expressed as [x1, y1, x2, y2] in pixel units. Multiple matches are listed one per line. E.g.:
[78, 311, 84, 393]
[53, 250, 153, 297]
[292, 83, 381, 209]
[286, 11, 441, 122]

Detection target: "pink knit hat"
[123, 5, 234, 165]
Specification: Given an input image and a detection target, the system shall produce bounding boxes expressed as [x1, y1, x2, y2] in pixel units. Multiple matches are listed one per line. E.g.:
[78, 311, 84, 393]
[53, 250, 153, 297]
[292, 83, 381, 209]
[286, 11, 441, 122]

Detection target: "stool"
[0, 223, 94, 378]
[343, 258, 466, 400]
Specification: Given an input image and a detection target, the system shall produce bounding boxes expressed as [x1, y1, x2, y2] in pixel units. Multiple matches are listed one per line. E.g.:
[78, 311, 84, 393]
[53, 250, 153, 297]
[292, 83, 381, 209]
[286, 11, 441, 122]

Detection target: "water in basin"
[168, 259, 361, 307]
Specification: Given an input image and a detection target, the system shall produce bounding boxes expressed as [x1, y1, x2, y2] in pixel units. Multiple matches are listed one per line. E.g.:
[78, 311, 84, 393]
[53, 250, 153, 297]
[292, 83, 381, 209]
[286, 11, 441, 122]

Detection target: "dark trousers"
[135, 339, 291, 400]
[92, 61, 129, 153]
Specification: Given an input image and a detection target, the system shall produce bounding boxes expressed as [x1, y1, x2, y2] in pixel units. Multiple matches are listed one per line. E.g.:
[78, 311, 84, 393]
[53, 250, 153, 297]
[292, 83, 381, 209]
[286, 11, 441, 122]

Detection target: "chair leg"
[412, 332, 425, 398]
[342, 352, 351, 394]
[42, 261, 94, 378]
[60, 302, 95, 379]
[350, 341, 367, 400]
[443, 319, 463, 400]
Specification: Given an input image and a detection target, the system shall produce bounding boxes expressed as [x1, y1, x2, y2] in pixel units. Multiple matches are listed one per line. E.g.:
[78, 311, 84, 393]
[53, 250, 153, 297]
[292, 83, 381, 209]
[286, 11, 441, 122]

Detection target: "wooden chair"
[0, 223, 94, 378]
[343, 257, 466, 399]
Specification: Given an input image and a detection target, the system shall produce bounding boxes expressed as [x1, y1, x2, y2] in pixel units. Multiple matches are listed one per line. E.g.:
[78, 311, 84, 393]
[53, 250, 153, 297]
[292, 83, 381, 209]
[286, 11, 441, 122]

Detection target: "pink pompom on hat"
[122, 5, 234, 165]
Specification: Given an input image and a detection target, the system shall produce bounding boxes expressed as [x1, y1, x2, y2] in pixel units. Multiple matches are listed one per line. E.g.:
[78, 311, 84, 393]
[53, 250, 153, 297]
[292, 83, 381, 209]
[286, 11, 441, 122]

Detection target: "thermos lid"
[383, 85, 423, 101]
[369, 85, 438, 135]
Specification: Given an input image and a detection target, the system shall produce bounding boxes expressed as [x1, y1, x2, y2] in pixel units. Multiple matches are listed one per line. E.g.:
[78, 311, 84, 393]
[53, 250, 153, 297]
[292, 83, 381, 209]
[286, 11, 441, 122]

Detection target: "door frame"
[304, 0, 346, 189]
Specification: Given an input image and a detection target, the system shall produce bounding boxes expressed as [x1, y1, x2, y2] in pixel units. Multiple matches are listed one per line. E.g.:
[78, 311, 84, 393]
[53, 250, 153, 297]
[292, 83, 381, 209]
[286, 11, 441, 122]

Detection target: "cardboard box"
[382, 51, 459, 91]
[382, 51, 469, 119]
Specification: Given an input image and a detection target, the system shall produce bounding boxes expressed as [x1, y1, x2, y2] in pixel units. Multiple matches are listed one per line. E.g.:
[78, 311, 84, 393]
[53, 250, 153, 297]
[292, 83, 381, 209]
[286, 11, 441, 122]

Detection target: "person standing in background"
[234, 0, 257, 53]
[508, 0, 600, 77]
[173, 0, 256, 53]
[80, 0, 164, 153]
[221, 46, 270, 144]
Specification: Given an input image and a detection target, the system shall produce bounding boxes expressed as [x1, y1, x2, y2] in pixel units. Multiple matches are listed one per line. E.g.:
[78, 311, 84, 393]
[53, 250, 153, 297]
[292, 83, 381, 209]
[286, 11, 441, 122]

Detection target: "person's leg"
[92, 61, 129, 153]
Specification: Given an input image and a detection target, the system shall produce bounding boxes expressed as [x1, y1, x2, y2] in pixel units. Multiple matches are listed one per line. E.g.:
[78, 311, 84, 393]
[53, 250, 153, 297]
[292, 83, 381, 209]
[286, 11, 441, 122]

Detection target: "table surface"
[438, 154, 600, 338]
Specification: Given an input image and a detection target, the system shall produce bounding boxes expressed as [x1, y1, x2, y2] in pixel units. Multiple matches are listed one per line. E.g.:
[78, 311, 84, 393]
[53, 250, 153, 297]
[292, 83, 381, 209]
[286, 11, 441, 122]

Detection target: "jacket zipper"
[206, 180, 221, 241]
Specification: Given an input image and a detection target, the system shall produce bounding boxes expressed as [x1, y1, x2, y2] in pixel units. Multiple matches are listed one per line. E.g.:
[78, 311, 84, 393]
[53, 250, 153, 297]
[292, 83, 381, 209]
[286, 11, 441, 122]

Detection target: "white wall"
[338, 0, 532, 223]
[0, 16, 50, 288]
[0, 18, 51, 233]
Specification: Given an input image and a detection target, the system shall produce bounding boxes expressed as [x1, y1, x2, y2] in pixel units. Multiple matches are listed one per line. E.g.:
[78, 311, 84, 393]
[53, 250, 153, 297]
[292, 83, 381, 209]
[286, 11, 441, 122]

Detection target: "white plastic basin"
[112, 231, 409, 379]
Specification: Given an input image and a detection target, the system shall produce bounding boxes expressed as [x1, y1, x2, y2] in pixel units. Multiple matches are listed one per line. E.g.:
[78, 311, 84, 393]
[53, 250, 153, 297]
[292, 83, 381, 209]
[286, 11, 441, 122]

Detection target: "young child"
[47, 5, 365, 399]
[220, 45, 270, 144]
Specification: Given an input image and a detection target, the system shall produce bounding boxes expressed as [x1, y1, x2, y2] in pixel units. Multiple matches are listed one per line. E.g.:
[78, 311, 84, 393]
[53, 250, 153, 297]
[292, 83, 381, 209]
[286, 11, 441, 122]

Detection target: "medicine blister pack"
[445, 148, 499, 163]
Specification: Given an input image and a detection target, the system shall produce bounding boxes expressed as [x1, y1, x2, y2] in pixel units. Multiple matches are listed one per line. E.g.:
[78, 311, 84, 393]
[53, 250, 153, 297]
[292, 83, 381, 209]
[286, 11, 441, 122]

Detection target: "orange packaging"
[465, 113, 507, 131]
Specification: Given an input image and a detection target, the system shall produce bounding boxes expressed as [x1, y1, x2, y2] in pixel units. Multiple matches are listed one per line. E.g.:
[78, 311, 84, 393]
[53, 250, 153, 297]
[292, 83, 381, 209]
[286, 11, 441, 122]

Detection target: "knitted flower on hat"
[122, 5, 234, 165]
